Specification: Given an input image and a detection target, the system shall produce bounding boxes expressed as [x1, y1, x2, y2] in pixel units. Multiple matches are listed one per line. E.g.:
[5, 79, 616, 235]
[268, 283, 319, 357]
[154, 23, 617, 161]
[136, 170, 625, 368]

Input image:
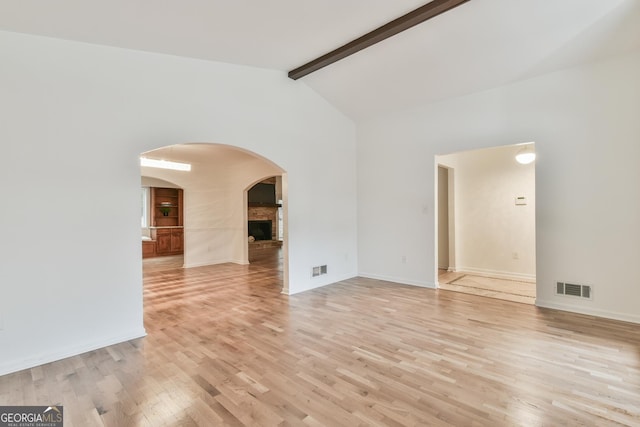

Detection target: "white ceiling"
[142, 143, 264, 168]
[1, 0, 638, 121]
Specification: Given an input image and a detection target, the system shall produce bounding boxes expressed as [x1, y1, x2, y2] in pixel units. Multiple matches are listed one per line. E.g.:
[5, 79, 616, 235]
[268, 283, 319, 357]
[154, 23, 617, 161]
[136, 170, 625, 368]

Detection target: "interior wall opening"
[139, 142, 288, 292]
[246, 176, 285, 268]
[435, 142, 536, 304]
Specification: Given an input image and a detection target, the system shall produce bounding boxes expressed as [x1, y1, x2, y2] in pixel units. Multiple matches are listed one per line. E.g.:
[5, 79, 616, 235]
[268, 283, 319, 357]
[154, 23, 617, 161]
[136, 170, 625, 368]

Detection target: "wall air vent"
[312, 265, 328, 277]
[556, 282, 592, 299]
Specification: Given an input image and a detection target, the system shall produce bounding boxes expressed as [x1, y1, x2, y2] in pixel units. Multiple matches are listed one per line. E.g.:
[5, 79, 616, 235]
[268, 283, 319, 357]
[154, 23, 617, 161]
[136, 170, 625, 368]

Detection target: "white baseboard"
[0, 328, 147, 377]
[358, 273, 435, 289]
[456, 266, 536, 281]
[536, 299, 640, 324]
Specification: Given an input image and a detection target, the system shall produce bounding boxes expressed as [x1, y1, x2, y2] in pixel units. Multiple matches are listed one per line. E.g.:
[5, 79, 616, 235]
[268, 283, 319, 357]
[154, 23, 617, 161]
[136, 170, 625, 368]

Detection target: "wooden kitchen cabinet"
[150, 187, 183, 227]
[144, 187, 184, 258]
[151, 227, 184, 256]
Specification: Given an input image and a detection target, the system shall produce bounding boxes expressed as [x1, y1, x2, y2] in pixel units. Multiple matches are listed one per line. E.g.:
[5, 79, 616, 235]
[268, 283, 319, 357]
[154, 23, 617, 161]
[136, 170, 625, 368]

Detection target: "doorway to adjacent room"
[436, 143, 536, 304]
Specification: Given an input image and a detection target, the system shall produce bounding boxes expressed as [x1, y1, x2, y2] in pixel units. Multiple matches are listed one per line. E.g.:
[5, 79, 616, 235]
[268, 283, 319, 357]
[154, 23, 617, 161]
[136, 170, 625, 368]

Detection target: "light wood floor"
[1, 248, 639, 426]
[439, 270, 537, 305]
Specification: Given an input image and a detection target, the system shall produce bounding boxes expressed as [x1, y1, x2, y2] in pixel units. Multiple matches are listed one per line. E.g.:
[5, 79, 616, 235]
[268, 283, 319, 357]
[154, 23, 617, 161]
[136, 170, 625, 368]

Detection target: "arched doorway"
[139, 142, 288, 292]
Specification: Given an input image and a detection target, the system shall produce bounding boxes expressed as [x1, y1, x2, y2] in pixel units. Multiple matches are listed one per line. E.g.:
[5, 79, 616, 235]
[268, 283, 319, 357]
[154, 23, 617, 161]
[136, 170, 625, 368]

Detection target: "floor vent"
[556, 282, 592, 299]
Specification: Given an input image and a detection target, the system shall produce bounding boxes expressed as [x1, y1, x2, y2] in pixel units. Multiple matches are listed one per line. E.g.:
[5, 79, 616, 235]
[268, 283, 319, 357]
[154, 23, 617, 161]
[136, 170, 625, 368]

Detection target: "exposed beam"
[288, 0, 471, 80]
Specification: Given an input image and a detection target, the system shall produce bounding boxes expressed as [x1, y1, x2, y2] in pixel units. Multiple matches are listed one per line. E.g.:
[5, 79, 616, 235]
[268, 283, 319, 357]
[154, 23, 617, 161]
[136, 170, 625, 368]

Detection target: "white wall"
[358, 49, 640, 323]
[437, 145, 536, 280]
[141, 177, 180, 189]
[0, 31, 358, 375]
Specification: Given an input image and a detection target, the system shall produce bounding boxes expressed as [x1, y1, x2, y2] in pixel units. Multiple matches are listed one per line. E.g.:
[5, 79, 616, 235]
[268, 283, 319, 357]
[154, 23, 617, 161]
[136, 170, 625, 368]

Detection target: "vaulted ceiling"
[1, 0, 638, 121]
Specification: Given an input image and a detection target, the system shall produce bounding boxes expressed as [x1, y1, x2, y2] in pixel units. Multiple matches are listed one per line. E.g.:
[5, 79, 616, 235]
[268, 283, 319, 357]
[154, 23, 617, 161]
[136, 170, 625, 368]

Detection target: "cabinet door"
[156, 231, 172, 254]
[142, 241, 156, 258]
[171, 229, 184, 252]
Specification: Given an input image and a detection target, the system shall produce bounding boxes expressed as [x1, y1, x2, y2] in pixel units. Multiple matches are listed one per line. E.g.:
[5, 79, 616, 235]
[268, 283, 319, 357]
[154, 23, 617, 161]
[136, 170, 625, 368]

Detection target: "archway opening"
[139, 142, 288, 292]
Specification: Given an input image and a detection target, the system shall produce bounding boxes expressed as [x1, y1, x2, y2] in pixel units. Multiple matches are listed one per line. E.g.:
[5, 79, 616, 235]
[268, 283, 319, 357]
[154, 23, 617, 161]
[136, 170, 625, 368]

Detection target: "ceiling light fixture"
[515, 144, 536, 165]
[140, 157, 191, 171]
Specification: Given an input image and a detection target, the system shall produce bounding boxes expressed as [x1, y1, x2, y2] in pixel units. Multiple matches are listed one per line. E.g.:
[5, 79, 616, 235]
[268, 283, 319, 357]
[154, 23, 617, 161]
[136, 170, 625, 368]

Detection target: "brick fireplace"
[248, 206, 278, 241]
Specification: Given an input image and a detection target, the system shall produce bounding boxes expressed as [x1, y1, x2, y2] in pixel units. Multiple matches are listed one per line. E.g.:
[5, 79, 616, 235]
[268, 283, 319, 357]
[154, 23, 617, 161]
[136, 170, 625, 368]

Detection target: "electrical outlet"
[512, 252, 519, 260]
[401, 255, 407, 264]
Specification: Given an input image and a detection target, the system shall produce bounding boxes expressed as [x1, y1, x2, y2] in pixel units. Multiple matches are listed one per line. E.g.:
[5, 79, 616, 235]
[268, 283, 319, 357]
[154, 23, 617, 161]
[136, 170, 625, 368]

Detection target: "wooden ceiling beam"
[288, 0, 471, 80]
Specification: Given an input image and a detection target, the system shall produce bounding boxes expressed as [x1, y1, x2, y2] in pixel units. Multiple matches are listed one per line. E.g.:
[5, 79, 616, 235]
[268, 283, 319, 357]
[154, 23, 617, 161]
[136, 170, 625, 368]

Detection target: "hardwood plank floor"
[1, 249, 639, 426]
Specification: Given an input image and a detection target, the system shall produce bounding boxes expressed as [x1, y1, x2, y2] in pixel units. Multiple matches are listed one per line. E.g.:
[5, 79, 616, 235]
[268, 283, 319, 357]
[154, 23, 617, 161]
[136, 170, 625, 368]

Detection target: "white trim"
[141, 187, 149, 228]
[536, 299, 640, 325]
[358, 273, 435, 289]
[455, 266, 536, 282]
[0, 328, 147, 377]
